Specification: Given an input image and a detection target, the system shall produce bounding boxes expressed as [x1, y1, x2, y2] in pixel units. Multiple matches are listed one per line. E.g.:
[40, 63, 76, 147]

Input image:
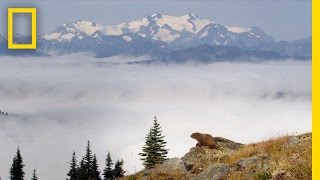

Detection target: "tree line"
[66, 141, 125, 180]
[3, 116, 169, 179]
[6, 142, 125, 180]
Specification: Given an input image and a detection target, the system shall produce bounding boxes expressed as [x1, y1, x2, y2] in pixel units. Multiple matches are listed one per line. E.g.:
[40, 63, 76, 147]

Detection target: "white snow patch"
[104, 25, 123, 35]
[213, 40, 221, 45]
[155, 27, 180, 42]
[42, 32, 61, 40]
[138, 33, 146, 38]
[122, 35, 132, 42]
[156, 15, 211, 33]
[66, 27, 76, 33]
[226, 26, 250, 34]
[60, 33, 75, 41]
[218, 33, 225, 38]
[122, 17, 150, 33]
[200, 31, 209, 38]
[73, 21, 103, 36]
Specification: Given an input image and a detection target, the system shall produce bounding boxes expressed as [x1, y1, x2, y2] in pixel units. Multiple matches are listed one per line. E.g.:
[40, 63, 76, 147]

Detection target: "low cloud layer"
[0, 56, 311, 180]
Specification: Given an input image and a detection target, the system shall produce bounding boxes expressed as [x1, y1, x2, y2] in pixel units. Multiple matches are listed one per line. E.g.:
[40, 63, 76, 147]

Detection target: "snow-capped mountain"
[102, 13, 212, 43]
[41, 13, 274, 48]
[42, 20, 104, 41]
[0, 13, 311, 59]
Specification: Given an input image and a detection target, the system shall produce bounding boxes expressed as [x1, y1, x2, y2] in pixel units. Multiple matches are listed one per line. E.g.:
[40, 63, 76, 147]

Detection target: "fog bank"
[0, 57, 311, 180]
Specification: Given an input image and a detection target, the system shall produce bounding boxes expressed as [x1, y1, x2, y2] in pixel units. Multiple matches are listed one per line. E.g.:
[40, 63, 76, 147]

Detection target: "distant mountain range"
[134, 45, 311, 65]
[0, 13, 311, 63]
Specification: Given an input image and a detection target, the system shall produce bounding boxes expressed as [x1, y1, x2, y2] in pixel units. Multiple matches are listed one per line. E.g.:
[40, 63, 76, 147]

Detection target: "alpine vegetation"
[139, 117, 169, 169]
[65, 141, 125, 180]
[31, 170, 38, 180]
[10, 148, 25, 180]
[102, 152, 114, 180]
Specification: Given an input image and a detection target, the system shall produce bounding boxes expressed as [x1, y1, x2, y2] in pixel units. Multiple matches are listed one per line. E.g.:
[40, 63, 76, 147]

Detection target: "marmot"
[190, 132, 219, 149]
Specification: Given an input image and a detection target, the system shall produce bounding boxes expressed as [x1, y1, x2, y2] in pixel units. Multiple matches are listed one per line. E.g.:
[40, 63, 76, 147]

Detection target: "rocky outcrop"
[126, 133, 311, 180]
[181, 137, 242, 175]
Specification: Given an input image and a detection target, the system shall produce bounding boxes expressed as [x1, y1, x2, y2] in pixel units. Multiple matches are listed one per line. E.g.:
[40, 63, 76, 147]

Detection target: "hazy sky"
[0, 0, 311, 41]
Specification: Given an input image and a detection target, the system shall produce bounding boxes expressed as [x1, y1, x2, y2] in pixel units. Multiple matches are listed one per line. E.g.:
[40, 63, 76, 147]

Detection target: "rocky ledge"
[124, 133, 311, 180]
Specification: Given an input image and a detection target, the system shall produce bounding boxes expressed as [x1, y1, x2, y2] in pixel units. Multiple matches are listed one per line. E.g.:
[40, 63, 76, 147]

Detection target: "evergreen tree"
[10, 147, 25, 180]
[92, 155, 101, 180]
[139, 116, 168, 169]
[67, 151, 78, 180]
[78, 141, 101, 180]
[31, 169, 38, 180]
[102, 152, 113, 180]
[77, 159, 86, 180]
[139, 129, 155, 168]
[113, 159, 125, 179]
[79, 141, 94, 179]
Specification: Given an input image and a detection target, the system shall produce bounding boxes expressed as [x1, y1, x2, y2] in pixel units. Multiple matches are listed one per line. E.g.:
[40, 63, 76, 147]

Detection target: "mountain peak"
[43, 19, 103, 41]
[187, 12, 199, 19]
[150, 12, 162, 19]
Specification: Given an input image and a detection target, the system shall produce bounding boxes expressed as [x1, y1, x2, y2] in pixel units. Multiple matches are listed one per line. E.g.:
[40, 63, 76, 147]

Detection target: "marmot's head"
[190, 132, 201, 139]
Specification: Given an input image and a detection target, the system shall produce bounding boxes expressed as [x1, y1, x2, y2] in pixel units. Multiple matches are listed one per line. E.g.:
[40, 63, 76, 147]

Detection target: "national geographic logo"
[8, 8, 37, 50]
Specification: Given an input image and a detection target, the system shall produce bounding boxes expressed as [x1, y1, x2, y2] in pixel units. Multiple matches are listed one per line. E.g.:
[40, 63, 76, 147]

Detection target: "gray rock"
[233, 154, 271, 177]
[157, 157, 188, 172]
[191, 164, 230, 180]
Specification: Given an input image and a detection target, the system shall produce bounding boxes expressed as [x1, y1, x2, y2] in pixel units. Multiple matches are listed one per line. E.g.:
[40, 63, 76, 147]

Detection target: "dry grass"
[225, 135, 289, 164]
[120, 171, 144, 180]
[226, 134, 311, 180]
[146, 169, 188, 180]
[121, 168, 190, 180]
[270, 134, 312, 180]
[121, 169, 188, 180]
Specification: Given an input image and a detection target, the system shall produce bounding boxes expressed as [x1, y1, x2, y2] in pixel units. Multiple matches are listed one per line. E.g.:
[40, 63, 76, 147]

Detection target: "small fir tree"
[31, 169, 38, 180]
[77, 159, 86, 180]
[92, 155, 101, 180]
[79, 141, 94, 179]
[67, 151, 78, 180]
[139, 116, 168, 169]
[113, 159, 125, 178]
[102, 152, 114, 180]
[78, 141, 102, 180]
[139, 129, 155, 168]
[10, 147, 25, 180]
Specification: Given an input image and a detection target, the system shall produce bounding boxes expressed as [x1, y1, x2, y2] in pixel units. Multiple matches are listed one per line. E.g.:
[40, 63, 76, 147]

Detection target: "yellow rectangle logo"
[8, 8, 37, 49]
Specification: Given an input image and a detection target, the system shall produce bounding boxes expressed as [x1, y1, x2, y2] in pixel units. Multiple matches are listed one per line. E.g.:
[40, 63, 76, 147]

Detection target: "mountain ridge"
[0, 13, 312, 60]
[132, 44, 310, 65]
[41, 13, 274, 48]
